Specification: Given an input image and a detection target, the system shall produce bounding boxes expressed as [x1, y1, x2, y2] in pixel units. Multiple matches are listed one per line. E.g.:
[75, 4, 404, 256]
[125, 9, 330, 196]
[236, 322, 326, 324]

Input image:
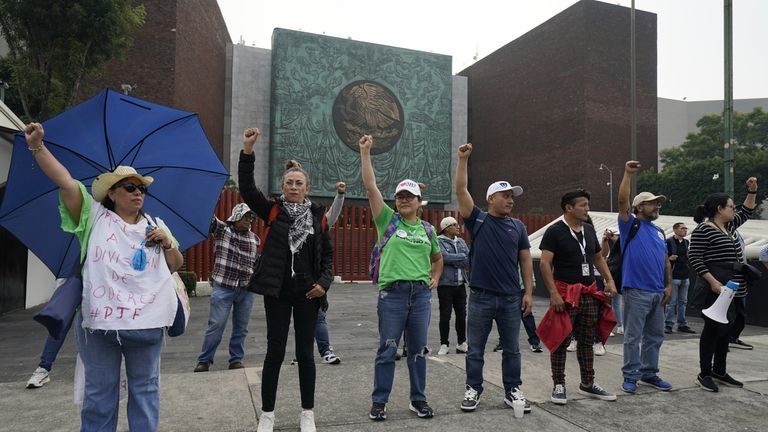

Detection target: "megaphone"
[702, 280, 739, 324]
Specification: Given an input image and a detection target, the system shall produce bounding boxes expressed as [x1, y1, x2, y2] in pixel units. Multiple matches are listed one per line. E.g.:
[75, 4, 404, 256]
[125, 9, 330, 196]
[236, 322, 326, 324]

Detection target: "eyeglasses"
[115, 183, 147, 194]
[396, 194, 418, 202]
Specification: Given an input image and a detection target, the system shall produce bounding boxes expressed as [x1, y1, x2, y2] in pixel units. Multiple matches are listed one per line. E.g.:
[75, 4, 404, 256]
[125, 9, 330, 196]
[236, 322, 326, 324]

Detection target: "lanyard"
[567, 224, 587, 263]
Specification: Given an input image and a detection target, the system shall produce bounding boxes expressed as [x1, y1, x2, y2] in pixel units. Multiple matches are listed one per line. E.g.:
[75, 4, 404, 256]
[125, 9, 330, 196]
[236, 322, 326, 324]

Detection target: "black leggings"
[437, 284, 467, 345]
[699, 314, 730, 376]
[261, 294, 319, 411]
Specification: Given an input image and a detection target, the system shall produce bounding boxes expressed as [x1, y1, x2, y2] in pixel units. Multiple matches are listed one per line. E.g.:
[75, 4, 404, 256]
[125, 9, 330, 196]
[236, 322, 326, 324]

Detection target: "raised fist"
[458, 143, 473, 159]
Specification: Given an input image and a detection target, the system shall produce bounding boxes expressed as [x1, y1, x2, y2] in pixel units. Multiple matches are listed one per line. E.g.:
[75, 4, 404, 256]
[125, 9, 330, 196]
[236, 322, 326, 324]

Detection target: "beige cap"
[631, 192, 667, 208]
[440, 216, 458, 233]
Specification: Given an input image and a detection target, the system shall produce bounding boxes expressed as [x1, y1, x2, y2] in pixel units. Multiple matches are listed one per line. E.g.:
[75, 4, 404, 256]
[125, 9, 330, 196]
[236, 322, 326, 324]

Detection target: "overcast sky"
[217, 0, 768, 102]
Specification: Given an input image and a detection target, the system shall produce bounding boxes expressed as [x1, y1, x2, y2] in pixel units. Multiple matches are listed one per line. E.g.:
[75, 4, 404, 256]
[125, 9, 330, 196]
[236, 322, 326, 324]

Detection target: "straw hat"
[91, 166, 153, 202]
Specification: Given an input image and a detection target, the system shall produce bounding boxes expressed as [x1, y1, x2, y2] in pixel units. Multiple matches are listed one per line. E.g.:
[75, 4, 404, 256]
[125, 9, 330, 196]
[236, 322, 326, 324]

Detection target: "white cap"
[486, 181, 523, 200]
[440, 216, 458, 233]
[394, 179, 421, 197]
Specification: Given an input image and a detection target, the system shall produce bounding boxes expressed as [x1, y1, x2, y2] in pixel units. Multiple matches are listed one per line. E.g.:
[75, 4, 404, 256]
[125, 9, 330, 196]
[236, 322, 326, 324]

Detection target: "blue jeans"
[197, 283, 255, 365]
[75, 312, 164, 432]
[39, 312, 75, 371]
[664, 278, 689, 327]
[372, 281, 432, 403]
[621, 288, 665, 381]
[612, 293, 623, 326]
[466, 289, 522, 394]
[315, 308, 332, 355]
[521, 310, 540, 346]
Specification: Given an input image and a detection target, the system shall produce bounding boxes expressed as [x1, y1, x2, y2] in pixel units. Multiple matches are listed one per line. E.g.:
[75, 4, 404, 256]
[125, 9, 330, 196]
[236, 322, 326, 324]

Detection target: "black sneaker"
[369, 402, 387, 421]
[228, 361, 244, 369]
[461, 385, 480, 411]
[696, 374, 719, 392]
[550, 384, 567, 405]
[677, 325, 696, 334]
[194, 362, 209, 372]
[664, 326, 673, 334]
[530, 344, 543, 353]
[578, 383, 617, 401]
[409, 400, 434, 418]
[504, 387, 531, 413]
[493, 342, 503, 352]
[729, 339, 754, 350]
[712, 371, 744, 388]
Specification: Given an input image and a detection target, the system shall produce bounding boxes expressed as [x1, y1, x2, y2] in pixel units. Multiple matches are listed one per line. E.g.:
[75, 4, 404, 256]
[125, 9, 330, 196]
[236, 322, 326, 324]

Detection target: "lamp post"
[599, 163, 613, 213]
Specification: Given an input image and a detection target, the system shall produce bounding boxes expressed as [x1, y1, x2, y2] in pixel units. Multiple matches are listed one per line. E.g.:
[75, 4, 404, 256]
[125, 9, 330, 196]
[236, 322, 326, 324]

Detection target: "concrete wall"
[226, 44, 272, 189]
[658, 97, 768, 167]
[449, 75, 468, 210]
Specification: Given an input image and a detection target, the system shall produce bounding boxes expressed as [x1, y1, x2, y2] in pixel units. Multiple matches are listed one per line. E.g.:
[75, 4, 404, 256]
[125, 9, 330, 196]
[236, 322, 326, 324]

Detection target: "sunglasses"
[115, 183, 147, 194]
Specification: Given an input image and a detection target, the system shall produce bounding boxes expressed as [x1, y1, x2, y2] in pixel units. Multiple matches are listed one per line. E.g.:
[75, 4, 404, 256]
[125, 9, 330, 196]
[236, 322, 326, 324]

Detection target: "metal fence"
[184, 189, 557, 281]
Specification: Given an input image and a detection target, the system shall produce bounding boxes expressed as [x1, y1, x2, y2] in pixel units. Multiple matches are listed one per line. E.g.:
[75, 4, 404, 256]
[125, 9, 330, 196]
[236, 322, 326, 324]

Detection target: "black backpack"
[606, 219, 641, 293]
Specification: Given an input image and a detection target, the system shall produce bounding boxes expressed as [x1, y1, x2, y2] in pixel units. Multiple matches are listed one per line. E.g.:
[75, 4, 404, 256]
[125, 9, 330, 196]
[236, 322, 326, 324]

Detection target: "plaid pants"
[550, 294, 600, 385]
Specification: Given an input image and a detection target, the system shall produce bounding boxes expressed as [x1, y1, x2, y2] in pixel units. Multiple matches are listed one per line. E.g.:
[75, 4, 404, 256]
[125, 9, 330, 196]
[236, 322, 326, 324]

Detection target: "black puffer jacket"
[238, 151, 334, 298]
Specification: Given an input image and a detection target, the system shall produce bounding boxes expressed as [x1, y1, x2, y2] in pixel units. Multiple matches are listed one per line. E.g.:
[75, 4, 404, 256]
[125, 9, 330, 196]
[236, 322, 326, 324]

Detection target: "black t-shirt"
[540, 220, 601, 285]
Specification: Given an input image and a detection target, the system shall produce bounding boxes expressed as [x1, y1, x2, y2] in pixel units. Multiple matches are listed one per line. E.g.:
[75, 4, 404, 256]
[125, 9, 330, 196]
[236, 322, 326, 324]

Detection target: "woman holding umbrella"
[24, 122, 183, 431]
[239, 127, 334, 432]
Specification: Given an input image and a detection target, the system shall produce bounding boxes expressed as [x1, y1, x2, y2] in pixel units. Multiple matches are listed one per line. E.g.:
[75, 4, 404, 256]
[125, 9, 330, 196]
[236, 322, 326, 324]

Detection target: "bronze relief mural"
[332, 81, 403, 155]
[270, 29, 452, 202]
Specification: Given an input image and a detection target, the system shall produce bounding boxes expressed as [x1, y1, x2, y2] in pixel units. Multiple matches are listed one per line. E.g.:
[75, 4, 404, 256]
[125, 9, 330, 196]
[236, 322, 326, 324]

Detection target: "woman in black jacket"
[238, 127, 333, 432]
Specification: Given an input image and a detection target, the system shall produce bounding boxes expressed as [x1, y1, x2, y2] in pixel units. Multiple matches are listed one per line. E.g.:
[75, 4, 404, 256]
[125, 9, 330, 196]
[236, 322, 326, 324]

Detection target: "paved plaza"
[1, 282, 767, 431]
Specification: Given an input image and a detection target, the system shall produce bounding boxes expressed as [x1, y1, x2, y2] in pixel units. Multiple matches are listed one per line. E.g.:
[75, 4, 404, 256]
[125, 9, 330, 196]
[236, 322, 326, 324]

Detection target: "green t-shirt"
[374, 205, 440, 289]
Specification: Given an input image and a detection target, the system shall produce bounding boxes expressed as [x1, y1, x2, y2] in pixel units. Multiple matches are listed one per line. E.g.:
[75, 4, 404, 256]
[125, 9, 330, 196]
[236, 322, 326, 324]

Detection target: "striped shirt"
[689, 205, 753, 295]
[210, 218, 260, 289]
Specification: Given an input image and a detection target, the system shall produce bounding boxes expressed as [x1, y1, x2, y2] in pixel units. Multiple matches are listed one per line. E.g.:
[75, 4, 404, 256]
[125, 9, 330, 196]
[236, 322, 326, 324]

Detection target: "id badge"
[582, 264, 590, 277]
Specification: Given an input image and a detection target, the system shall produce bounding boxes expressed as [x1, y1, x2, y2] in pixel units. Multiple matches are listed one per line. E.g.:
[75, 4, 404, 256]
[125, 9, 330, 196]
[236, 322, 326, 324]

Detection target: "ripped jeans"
[372, 280, 432, 403]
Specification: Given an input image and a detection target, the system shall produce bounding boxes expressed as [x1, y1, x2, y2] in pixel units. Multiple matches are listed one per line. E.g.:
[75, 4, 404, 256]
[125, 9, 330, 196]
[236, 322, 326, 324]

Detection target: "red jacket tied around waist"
[536, 281, 617, 352]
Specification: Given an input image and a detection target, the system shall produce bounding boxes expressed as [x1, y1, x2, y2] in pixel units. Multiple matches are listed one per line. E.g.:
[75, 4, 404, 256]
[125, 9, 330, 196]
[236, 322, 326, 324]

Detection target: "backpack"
[368, 212, 434, 284]
[606, 218, 641, 293]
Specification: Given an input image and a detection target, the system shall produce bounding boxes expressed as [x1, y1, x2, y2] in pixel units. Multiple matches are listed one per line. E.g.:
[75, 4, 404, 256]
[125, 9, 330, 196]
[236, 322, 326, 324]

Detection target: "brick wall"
[459, 0, 657, 214]
[79, 0, 229, 160]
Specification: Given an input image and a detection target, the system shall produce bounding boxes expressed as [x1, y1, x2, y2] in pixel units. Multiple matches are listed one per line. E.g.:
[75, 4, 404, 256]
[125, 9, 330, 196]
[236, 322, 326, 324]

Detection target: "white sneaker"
[322, 350, 341, 364]
[566, 339, 577, 352]
[456, 341, 468, 353]
[593, 343, 606, 356]
[609, 331, 616, 337]
[300, 410, 316, 432]
[257, 411, 275, 432]
[437, 344, 449, 355]
[616, 325, 624, 335]
[26, 367, 50, 389]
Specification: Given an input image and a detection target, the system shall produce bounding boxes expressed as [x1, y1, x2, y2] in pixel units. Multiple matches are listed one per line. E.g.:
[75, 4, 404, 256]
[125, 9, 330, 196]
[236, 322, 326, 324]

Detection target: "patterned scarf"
[282, 198, 314, 277]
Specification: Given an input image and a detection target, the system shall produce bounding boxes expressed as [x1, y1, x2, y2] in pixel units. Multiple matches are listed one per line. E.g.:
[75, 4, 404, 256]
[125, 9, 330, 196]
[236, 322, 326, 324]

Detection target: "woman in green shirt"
[359, 134, 443, 421]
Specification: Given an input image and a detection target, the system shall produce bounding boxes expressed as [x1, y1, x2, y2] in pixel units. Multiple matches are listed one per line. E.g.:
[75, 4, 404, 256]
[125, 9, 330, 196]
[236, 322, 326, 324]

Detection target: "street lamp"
[599, 163, 613, 213]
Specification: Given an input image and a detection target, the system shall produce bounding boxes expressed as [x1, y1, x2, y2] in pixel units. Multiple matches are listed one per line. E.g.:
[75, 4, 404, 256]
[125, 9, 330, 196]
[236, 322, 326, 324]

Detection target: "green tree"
[0, 0, 145, 121]
[640, 108, 768, 216]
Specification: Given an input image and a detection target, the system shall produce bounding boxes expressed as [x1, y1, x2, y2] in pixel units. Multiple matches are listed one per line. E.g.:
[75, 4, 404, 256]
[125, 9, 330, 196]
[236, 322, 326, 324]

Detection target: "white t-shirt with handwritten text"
[76, 200, 177, 331]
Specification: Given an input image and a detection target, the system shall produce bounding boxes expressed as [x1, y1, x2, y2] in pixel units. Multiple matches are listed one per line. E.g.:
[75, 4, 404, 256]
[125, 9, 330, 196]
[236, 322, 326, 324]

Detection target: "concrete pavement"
[1, 282, 767, 431]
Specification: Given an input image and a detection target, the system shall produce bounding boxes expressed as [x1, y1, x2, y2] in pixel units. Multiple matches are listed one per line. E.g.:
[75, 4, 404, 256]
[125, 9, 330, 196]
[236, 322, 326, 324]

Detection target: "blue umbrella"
[0, 89, 228, 277]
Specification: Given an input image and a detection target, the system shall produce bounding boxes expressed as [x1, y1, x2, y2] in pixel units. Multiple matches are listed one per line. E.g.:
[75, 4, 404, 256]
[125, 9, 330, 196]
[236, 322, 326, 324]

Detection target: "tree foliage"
[639, 108, 768, 216]
[0, 0, 145, 121]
